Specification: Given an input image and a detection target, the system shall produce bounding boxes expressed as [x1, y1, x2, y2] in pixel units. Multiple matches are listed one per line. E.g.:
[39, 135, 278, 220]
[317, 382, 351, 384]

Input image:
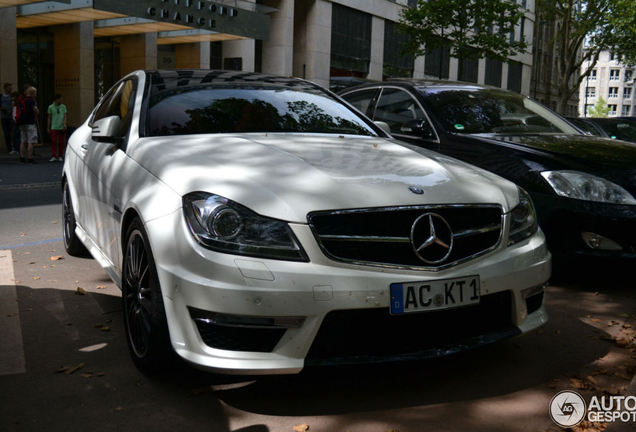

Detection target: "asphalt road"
[1, 155, 635, 432]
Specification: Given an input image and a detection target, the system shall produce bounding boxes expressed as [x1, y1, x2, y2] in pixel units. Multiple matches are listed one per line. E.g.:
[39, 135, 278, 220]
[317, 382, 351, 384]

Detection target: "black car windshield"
[147, 84, 378, 137]
[593, 119, 636, 142]
[418, 87, 579, 135]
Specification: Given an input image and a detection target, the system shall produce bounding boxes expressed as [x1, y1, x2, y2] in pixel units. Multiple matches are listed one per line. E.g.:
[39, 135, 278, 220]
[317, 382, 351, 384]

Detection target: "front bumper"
[533, 193, 636, 259]
[145, 209, 551, 375]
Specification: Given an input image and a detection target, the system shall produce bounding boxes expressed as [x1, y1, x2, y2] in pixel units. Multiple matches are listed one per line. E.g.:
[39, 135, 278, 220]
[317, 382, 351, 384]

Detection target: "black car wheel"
[62, 181, 89, 256]
[123, 218, 173, 373]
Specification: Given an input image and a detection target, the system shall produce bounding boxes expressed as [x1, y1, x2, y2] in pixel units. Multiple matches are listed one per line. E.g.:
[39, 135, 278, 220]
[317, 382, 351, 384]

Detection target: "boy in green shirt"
[47, 94, 67, 162]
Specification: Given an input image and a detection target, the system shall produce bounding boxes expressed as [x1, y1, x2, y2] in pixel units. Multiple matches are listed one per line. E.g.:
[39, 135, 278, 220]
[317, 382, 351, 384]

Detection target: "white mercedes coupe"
[62, 70, 551, 375]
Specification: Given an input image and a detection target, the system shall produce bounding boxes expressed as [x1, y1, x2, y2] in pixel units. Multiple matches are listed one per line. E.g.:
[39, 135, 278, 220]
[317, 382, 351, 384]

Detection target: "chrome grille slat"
[308, 205, 503, 270]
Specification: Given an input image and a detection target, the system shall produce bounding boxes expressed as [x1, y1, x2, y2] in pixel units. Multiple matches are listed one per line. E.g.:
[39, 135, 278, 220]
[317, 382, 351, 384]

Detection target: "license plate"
[390, 275, 480, 315]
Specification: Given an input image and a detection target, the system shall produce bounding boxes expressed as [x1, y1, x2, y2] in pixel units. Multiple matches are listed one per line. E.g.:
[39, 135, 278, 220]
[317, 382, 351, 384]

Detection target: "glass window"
[610, 70, 620, 80]
[374, 88, 426, 135]
[419, 87, 579, 135]
[608, 87, 619, 98]
[589, 70, 597, 81]
[341, 89, 378, 116]
[147, 83, 378, 137]
[608, 104, 617, 115]
[586, 87, 596, 98]
[624, 88, 632, 99]
[622, 105, 630, 116]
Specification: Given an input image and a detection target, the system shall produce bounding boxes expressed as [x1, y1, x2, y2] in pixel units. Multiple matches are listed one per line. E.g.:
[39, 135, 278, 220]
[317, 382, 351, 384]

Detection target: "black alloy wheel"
[122, 218, 173, 373]
[62, 181, 88, 256]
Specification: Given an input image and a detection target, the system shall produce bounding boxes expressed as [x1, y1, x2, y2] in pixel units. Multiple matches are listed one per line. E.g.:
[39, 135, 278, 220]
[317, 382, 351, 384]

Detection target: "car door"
[342, 87, 440, 150]
[80, 78, 138, 271]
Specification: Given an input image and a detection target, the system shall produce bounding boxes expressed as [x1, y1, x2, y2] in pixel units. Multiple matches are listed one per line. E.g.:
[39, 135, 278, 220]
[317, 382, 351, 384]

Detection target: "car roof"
[145, 69, 324, 93]
[339, 78, 510, 94]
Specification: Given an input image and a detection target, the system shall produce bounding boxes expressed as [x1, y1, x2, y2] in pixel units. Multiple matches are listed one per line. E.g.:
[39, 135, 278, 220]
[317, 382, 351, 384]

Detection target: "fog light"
[521, 283, 546, 300]
[581, 232, 623, 251]
[189, 307, 305, 329]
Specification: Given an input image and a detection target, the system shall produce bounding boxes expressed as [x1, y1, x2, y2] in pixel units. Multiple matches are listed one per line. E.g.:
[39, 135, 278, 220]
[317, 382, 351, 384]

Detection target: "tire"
[62, 181, 89, 257]
[122, 218, 174, 373]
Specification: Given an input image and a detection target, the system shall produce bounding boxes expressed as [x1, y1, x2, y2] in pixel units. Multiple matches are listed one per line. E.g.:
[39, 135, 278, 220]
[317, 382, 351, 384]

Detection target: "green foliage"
[587, 97, 610, 118]
[537, 0, 636, 113]
[398, 0, 529, 78]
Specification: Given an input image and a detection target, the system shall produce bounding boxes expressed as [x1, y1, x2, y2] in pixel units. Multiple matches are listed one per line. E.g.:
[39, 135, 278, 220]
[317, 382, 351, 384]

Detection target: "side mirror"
[401, 118, 429, 135]
[92, 116, 122, 144]
[374, 121, 391, 135]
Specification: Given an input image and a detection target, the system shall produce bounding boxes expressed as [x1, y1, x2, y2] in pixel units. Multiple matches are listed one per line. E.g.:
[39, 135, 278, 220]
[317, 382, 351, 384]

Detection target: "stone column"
[261, 0, 294, 76]
[0, 7, 18, 90]
[175, 42, 211, 69]
[293, 0, 331, 88]
[54, 22, 95, 128]
[222, 39, 256, 72]
[0, 7, 18, 149]
[120, 33, 157, 77]
[413, 56, 425, 79]
[368, 16, 384, 81]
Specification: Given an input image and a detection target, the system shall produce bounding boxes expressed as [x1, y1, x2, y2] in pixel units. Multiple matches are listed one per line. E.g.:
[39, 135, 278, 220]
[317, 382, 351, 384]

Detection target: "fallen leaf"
[570, 378, 584, 389]
[616, 338, 632, 348]
[114, 407, 122, 411]
[615, 372, 632, 381]
[591, 319, 602, 323]
[24, 252, 30, 255]
[52, 221, 58, 224]
[75, 287, 86, 296]
[293, 425, 309, 432]
[93, 324, 103, 329]
[624, 324, 632, 329]
[96, 285, 107, 290]
[587, 375, 598, 385]
[97, 372, 105, 377]
[619, 313, 630, 318]
[29, 262, 35, 265]
[6, 314, 16, 318]
[56, 363, 85, 375]
[20, 233, 26, 237]
[50, 256, 64, 261]
[32, 277, 40, 280]
[13, 280, 20, 284]
[80, 373, 92, 378]
[100, 327, 110, 332]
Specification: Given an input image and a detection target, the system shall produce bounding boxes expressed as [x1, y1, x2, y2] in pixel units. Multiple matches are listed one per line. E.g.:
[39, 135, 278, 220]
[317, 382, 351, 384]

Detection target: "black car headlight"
[183, 192, 309, 262]
[508, 188, 538, 246]
[541, 170, 636, 205]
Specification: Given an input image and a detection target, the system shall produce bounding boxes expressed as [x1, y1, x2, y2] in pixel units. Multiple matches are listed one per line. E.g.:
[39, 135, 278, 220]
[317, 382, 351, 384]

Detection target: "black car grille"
[305, 290, 517, 366]
[309, 205, 503, 269]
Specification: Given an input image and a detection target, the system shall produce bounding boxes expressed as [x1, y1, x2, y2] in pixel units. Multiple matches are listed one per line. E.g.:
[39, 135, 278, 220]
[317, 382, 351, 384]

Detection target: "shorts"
[20, 124, 38, 144]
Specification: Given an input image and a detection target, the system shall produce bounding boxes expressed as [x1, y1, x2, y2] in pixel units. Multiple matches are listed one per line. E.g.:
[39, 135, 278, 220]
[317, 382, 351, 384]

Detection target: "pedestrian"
[1, 83, 17, 154]
[47, 94, 67, 162]
[19, 86, 39, 165]
[10, 91, 20, 154]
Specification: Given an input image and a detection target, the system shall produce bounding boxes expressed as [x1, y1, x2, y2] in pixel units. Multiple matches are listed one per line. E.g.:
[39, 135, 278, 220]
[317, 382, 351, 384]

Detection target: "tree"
[537, 0, 636, 114]
[587, 96, 610, 117]
[398, 0, 528, 81]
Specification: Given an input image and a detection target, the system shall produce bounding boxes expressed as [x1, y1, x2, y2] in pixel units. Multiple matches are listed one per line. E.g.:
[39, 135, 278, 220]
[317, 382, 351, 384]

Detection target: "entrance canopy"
[9, 0, 273, 43]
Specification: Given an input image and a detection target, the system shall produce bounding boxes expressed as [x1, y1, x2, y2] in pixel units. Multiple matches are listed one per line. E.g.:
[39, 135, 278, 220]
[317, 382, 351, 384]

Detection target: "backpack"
[13, 95, 26, 123]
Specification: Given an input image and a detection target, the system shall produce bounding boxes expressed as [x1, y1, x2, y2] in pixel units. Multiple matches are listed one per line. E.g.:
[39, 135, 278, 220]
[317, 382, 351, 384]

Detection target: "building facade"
[0, 0, 536, 148]
[578, 50, 636, 117]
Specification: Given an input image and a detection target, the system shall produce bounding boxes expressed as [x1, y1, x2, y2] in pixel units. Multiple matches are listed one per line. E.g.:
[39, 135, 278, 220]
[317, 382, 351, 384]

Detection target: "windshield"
[147, 84, 378, 137]
[418, 87, 580, 135]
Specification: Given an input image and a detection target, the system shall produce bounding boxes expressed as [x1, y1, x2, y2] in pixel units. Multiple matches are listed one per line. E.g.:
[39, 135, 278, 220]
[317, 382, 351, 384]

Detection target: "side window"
[92, 83, 122, 124]
[374, 88, 426, 135]
[341, 89, 378, 116]
[103, 79, 137, 137]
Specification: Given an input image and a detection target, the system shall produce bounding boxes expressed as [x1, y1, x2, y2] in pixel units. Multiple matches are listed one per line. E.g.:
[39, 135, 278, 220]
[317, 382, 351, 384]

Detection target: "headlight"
[183, 192, 309, 261]
[508, 188, 538, 245]
[541, 170, 636, 205]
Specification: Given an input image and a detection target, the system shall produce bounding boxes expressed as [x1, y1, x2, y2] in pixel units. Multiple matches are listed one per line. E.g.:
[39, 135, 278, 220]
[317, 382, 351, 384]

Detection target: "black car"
[567, 117, 636, 143]
[339, 80, 636, 262]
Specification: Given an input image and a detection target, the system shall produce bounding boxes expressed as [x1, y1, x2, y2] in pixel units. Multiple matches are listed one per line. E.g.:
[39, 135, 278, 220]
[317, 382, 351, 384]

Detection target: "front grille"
[309, 205, 503, 269]
[306, 290, 517, 366]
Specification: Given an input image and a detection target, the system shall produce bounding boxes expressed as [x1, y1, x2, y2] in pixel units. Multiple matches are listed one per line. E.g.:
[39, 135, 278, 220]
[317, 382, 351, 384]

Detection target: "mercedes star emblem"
[410, 213, 454, 264]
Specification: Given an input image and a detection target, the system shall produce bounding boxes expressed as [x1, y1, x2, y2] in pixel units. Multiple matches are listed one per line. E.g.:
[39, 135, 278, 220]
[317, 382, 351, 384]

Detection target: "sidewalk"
[0, 148, 63, 190]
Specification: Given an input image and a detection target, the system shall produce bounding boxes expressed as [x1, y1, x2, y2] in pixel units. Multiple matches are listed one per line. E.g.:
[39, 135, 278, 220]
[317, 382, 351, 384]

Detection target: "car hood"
[473, 133, 636, 168]
[130, 133, 519, 222]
